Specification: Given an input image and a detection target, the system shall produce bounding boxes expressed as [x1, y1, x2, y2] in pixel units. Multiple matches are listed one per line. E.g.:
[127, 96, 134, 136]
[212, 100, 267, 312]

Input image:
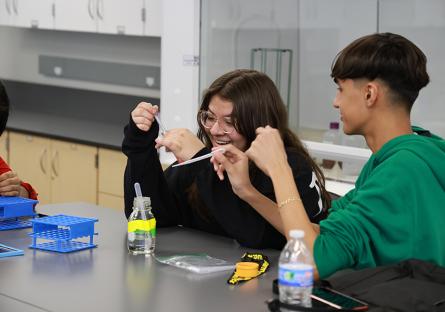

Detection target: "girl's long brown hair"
[189, 69, 330, 220]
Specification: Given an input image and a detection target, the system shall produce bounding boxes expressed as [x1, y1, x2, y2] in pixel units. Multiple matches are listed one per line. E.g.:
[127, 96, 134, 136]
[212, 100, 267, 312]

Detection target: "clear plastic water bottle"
[322, 122, 340, 170]
[279, 230, 313, 308]
[127, 183, 156, 255]
[323, 122, 340, 144]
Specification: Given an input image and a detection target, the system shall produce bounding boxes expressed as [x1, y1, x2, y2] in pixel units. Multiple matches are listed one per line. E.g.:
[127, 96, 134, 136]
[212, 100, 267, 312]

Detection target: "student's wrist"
[269, 162, 293, 183]
[235, 183, 258, 202]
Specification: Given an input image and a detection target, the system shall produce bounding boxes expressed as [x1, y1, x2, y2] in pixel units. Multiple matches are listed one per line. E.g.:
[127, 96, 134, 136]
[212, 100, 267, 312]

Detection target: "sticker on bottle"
[128, 219, 156, 237]
[278, 263, 313, 287]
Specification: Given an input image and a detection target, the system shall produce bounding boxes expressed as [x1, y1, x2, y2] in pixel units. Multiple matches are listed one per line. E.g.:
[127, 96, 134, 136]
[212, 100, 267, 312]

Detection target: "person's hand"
[0, 171, 28, 197]
[155, 128, 205, 163]
[131, 102, 159, 132]
[211, 144, 254, 198]
[246, 126, 287, 177]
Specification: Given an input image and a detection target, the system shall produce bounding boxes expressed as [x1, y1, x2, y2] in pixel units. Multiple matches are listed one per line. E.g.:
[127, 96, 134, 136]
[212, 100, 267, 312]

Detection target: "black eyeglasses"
[198, 110, 236, 134]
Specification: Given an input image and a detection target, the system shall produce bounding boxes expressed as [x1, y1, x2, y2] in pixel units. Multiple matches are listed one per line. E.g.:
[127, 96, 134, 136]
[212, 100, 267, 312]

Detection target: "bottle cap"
[235, 262, 260, 278]
[133, 196, 151, 209]
[329, 122, 339, 130]
[289, 229, 304, 239]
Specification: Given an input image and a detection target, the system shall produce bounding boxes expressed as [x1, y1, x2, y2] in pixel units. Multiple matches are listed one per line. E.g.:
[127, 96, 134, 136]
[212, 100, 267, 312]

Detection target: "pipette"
[134, 182, 146, 220]
[154, 113, 167, 136]
[172, 148, 225, 167]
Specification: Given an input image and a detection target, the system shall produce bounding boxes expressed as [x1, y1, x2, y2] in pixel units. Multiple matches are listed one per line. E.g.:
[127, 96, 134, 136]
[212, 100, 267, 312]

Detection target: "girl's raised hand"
[246, 126, 287, 177]
[155, 128, 205, 163]
[131, 102, 159, 132]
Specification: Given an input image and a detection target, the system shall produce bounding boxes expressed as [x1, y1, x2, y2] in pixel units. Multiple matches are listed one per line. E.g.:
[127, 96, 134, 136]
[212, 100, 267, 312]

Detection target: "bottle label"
[279, 264, 313, 287]
[128, 219, 156, 237]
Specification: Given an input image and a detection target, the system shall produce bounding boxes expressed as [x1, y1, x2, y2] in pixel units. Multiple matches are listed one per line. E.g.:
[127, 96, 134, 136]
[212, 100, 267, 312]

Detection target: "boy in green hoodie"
[212, 32, 445, 279]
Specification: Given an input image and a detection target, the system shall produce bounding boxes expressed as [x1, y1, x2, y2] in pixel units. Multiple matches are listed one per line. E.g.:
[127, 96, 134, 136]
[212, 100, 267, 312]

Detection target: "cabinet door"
[54, 0, 97, 32]
[0, 131, 8, 162]
[50, 139, 97, 204]
[98, 148, 126, 210]
[15, 0, 54, 29]
[0, 0, 12, 25]
[97, 0, 144, 35]
[0, 0, 19, 25]
[98, 148, 126, 197]
[144, 0, 161, 37]
[9, 133, 51, 204]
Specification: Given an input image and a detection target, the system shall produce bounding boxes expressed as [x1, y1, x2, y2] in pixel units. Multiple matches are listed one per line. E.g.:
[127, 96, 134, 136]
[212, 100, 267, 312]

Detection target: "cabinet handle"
[12, 0, 18, 15]
[141, 7, 146, 23]
[88, 0, 95, 20]
[97, 0, 104, 20]
[40, 148, 47, 175]
[5, 0, 11, 15]
[51, 150, 59, 178]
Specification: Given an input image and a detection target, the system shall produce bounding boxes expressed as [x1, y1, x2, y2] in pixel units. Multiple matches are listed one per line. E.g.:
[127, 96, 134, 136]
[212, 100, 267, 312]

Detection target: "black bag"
[323, 259, 445, 312]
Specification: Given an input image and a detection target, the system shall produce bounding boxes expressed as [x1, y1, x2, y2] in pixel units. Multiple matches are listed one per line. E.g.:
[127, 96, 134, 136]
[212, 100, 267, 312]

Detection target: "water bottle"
[127, 183, 156, 255]
[279, 230, 313, 308]
[322, 122, 340, 170]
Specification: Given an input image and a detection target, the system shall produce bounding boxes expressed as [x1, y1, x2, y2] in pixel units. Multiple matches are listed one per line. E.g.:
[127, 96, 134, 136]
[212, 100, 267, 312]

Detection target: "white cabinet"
[54, 0, 97, 32]
[0, 0, 8, 25]
[98, 0, 145, 36]
[144, 0, 161, 37]
[55, 0, 158, 36]
[0, 0, 19, 26]
[97, 0, 161, 36]
[1, 0, 161, 36]
[16, 0, 54, 29]
[0, 0, 54, 28]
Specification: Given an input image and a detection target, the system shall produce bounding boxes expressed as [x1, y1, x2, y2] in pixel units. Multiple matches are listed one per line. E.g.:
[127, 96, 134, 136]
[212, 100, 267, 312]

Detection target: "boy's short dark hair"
[331, 32, 430, 112]
[0, 81, 9, 135]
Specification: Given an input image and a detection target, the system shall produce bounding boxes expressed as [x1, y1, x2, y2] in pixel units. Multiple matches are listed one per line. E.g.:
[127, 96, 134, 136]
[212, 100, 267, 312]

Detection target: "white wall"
[298, 0, 378, 131]
[380, 0, 445, 137]
[159, 0, 201, 164]
[199, 0, 445, 138]
[200, 0, 300, 127]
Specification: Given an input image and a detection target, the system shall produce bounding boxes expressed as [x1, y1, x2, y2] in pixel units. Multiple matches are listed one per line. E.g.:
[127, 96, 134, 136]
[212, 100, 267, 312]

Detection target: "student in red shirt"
[0, 81, 37, 199]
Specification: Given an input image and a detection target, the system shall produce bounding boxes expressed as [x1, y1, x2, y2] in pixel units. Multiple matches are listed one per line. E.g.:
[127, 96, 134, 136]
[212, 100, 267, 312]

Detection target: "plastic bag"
[156, 253, 235, 274]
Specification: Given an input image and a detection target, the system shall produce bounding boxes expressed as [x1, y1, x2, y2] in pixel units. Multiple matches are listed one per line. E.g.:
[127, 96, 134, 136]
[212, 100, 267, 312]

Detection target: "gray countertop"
[7, 111, 124, 149]
[0, 203, 279, 312]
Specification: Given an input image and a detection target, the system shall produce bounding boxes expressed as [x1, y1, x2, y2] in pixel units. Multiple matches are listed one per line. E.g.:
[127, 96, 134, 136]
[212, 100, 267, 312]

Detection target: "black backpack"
[268, 259, 445, 312]
[323, 259, 445, 312]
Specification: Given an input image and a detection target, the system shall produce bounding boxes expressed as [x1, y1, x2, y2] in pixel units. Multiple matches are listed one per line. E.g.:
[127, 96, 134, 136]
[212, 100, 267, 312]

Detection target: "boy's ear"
[365, 82, 379, 107]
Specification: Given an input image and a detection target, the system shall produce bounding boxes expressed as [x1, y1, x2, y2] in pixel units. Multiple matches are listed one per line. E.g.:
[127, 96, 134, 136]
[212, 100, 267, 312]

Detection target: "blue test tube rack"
[0, 197, 38, 231]
[29, 214, 98, 253]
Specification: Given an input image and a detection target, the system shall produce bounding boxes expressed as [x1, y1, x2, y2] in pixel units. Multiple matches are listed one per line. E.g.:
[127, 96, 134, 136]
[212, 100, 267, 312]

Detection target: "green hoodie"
[314, 127, 445, 279]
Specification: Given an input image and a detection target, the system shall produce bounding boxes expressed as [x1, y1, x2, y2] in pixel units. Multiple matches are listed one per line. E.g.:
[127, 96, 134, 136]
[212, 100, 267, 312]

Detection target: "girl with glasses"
[122, 69, 329, 249]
